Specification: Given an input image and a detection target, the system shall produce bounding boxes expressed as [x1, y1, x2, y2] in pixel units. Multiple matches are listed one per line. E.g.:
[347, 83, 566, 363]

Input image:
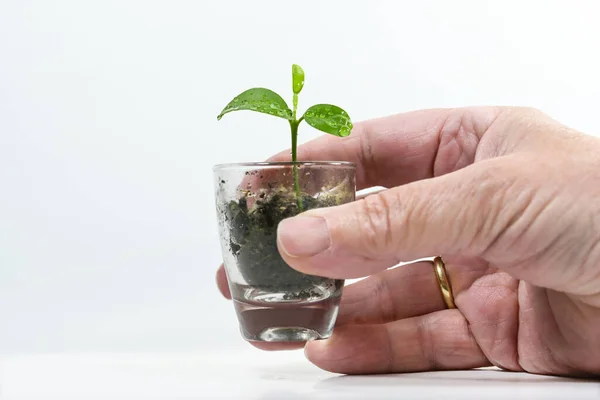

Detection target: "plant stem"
[292, 93, 298, 120]
[290, 120, 303, 210]
[290, 91, 303, 210]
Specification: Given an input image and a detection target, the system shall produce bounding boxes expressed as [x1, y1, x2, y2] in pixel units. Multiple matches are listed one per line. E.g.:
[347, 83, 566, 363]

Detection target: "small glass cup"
[213, 161, 356, 342]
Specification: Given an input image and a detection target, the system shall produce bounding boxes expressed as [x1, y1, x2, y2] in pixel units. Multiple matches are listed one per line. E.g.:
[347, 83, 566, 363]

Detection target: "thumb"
[277, 156, 522, 279]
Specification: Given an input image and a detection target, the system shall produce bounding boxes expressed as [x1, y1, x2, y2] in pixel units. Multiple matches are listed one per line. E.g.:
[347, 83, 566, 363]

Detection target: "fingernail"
[277, 216, 331, 258]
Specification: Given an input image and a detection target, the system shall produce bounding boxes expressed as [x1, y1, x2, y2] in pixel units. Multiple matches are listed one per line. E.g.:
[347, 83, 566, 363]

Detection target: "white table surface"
[1, 349, 598, 399]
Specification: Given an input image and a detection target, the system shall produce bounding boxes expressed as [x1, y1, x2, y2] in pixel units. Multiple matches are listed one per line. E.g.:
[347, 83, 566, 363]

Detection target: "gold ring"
[432, 256, 456, 309]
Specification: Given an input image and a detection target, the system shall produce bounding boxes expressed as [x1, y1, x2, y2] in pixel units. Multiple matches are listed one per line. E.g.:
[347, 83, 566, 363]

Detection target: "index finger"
[268, 107, 503, 190]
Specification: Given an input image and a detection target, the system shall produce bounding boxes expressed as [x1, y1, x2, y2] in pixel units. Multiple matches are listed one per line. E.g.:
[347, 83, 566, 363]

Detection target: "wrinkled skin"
[216, 107, 600, 377]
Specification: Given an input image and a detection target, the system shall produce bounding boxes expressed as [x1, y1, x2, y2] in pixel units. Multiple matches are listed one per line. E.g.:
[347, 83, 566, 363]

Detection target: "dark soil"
[223, 190, 340, 296]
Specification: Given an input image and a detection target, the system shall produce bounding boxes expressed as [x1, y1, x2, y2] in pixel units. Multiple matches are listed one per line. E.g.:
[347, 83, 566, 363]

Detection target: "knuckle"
[514, 106, 542, 115]
[371, 273, 397, 323]
[504, 106, 552, 131]
[433, 107, 504, 176]
[421, 312, 480, 370]
[357, 125, 377, 185]
[359, 192, 397, 256]
[416, 315, 439, 369]
[504, 106, 544, 120]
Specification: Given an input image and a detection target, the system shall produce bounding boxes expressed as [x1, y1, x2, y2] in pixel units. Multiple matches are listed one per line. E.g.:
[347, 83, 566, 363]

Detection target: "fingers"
[305, 309, 490, 374]
[336, 261, 445, 326]
[455, 270, 521, 372]
[232, 107, 505, 214]
[216, 264, 231, 299]
[217, 256, 491, 359]
[267, 107, 504, 190]
[277, 157, 523, 279]
[336, 257, 490, 326]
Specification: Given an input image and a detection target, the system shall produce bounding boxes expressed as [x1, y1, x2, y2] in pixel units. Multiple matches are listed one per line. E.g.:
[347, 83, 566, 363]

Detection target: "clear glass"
[213, 162, 356, 342]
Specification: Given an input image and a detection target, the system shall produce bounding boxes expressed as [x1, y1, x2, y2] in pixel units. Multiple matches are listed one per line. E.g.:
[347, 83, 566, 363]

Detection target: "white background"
[1, 0, 599, 357]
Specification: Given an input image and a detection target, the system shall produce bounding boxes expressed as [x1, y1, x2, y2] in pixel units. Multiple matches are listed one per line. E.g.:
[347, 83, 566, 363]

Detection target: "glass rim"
[213, 161, 356, 171]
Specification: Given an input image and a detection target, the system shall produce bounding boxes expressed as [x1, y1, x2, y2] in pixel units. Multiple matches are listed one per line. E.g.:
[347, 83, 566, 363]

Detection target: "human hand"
[216, 107, 600, 377]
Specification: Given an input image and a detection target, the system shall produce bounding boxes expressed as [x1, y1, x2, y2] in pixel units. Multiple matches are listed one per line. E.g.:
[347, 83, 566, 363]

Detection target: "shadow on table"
[313, 369, 600, 389]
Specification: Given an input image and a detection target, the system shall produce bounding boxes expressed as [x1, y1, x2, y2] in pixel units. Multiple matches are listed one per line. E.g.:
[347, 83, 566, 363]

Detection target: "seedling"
[214, 66, 357, 334]
[217, 64, 353, 209]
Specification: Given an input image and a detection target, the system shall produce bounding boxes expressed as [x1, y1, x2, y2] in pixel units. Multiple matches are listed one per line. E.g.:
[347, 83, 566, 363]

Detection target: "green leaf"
[302, 104, 353, 137]
[217, 88, 293, 121]
[292, 64, 305, 94]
